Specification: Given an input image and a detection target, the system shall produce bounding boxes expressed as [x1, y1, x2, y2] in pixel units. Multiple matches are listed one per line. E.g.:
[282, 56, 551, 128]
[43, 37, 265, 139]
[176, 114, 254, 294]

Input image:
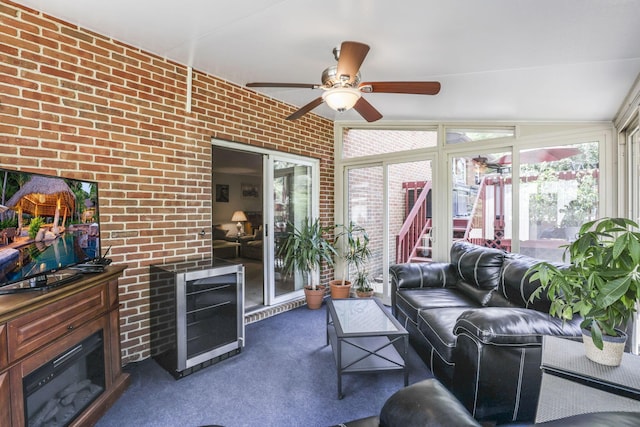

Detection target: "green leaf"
[629, 235, 640, 265]
[613, 234, 626, 259]
[589, 323, 604, 350]
[598, 276, 631, 307]
[561, 305, 574, 320]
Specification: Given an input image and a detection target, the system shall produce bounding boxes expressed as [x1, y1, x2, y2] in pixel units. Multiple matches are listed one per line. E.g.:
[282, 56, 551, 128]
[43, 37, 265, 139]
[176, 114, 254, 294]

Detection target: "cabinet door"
[0, 324, 6, 370]
[7, 285, 108, 362]
[184, 273, 238, 361]
[0, 372, 9, 426]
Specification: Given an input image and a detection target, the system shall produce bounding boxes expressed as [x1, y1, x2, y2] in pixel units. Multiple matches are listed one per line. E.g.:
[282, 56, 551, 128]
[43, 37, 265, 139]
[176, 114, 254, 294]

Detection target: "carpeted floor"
[96, 302, 432, 427]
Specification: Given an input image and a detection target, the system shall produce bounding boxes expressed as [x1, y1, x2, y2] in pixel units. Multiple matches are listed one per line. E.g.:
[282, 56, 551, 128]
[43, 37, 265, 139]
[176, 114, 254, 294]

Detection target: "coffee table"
[326, 297, 409, 399]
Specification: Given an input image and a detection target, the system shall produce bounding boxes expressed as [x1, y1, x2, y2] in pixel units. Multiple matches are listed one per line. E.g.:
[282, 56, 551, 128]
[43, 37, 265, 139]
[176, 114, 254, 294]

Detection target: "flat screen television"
[0, 167, 101, 293]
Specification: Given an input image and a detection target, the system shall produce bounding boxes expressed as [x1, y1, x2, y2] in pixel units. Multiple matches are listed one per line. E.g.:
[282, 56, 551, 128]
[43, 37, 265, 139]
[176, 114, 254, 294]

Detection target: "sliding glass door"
[212, 140, 319, 310]
[343, 156, 438, 302]
[267, 154, 318, 305]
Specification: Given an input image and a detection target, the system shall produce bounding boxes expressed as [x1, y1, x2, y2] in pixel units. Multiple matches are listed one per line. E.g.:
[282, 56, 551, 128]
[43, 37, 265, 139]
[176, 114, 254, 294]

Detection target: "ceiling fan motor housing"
[321, 65, 360, 88]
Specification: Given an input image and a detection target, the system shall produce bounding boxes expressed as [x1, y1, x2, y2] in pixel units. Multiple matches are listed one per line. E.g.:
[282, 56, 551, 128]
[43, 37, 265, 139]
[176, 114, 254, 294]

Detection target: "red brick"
[0, 2, 335, 364]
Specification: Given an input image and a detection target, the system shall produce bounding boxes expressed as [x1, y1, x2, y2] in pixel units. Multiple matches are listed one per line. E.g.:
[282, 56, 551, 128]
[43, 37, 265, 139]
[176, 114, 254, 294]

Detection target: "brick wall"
[0, 1, 334, 363]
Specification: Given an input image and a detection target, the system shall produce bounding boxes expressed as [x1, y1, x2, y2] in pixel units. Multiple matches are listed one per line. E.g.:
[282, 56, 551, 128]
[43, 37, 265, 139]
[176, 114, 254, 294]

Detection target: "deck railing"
[395, 181, 432, 263]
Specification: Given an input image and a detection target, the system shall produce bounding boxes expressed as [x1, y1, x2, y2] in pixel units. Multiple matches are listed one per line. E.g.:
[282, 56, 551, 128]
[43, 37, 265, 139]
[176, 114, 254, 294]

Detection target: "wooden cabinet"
[0, 372, 10, 426]
[0, 266, 129, 426]
[7, 284, 108, 363]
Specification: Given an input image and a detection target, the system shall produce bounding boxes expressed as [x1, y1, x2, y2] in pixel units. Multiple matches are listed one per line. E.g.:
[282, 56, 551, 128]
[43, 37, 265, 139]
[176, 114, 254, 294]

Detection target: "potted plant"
[330, 222, 371, 299]
[279, 217, 337, 309]
[529, 217, 640, 366]
[560, 174, 598, 240]
[354, 270, 374, 298]
[559, 200, 588, 240]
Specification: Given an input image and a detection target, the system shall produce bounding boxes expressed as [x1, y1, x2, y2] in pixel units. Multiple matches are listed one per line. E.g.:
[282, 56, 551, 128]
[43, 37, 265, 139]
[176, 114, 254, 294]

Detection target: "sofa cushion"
[450, 241, 505, 304]
[213, 227, 228, 240]
[498, 253, 553, 312]
[451, 241, 505, 289]
[417, 307, 471, 363]
[455, 280, 496, 306]
[396, 288, 477, 325]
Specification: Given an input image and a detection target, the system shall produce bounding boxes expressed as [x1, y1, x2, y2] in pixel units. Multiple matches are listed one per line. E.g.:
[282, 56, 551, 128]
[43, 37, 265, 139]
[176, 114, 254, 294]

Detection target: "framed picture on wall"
[215, 184, 229, 202]
[241, 183, 259, 198]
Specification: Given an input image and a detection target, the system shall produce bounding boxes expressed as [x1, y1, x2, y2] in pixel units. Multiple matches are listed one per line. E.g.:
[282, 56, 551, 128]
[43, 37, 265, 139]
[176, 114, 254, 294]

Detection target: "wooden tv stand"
[0, 265, 129, 426]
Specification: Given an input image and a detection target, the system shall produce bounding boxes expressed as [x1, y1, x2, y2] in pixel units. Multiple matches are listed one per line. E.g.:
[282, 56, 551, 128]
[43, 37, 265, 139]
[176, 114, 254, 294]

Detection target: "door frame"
[338, 153, 440, 302]
[265, 151, 320, 306]
[212, 139, 320, 308]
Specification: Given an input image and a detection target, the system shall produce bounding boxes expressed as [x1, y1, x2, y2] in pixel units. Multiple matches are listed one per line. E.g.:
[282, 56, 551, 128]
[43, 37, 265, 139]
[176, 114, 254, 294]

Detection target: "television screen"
[0, 168, 100, 292]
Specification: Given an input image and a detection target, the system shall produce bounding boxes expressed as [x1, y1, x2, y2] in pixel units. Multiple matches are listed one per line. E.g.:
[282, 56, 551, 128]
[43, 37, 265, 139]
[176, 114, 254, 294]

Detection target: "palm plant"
[279, 217, 336, 290]
[334, 221, 371, 286]
[354, 270, 373, 293]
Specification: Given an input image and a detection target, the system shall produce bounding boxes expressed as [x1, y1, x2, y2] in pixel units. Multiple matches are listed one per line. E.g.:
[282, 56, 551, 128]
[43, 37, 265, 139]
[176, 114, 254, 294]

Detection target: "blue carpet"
[96, 303, 432, 427]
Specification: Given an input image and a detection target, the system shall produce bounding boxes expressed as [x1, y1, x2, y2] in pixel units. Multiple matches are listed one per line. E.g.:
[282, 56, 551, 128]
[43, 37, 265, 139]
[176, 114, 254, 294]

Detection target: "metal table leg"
[403, 334, 409, 386]
[337, 337, 343, 399]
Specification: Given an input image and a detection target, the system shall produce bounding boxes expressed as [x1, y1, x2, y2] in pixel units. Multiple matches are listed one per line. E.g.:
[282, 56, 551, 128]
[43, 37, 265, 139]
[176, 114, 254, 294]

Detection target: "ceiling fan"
[472, 155, 507, 173]
[246, 41, 441, 122]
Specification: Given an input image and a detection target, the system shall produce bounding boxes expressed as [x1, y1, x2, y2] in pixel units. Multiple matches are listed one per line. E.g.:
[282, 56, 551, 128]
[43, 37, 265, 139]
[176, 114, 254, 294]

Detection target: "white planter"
[582, 328, 627, 366]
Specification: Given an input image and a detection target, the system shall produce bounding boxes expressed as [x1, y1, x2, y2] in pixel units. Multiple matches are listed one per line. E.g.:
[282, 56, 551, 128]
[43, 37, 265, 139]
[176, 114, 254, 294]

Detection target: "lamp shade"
[231, 211, 248, 222]
[322, 87, 361, 112]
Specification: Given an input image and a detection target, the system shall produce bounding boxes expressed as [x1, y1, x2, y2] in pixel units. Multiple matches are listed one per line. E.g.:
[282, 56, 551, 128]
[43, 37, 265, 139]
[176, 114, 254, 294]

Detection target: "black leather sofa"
[335, 378, 640, 427]
[389, 241, 583, 423]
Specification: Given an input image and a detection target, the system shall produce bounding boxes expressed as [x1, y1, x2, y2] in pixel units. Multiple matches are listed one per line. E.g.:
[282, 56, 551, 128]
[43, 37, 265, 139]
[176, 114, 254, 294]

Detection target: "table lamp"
[231, 210, 248, 235]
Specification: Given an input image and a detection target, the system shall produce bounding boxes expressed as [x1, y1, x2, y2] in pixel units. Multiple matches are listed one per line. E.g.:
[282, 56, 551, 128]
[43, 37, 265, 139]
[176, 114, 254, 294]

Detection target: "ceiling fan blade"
[353, 97, 383, 122]
[247, 82, 318, 89]
[336, 41, 370, 81]
[286, 97, 324, 121]
[359, 81, 441, 95]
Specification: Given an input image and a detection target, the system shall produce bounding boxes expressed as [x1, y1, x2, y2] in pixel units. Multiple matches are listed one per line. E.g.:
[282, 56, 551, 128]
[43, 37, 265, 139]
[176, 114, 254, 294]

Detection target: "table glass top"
[331, 299, 400, 334]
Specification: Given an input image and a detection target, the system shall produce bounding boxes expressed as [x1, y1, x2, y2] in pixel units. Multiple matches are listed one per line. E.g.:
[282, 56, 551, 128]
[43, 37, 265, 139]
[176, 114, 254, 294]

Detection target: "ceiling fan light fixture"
[322, 87, 361, 112]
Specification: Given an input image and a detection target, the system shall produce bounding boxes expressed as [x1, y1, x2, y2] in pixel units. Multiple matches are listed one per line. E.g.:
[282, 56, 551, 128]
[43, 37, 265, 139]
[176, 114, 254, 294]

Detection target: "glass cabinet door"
[185, 273, 239, 359]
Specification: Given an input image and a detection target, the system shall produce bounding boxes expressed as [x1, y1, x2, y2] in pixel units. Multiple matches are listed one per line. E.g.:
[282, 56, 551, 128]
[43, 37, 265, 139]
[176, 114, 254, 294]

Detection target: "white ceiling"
[14, 0, 640, 123]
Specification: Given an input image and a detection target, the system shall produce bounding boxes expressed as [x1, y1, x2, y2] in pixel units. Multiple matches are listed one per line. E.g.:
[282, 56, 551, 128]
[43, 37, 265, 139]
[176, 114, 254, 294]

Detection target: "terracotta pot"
[329, 279, 352, 299]
[304, 286, 326, 309]
[582, 328, 627, 366]
[355, 289, 374, 298]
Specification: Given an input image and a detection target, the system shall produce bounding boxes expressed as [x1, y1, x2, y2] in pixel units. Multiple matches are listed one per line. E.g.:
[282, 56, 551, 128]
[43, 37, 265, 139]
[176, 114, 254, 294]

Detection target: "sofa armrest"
[379, 379, 479, 427]
[454, 307, 582, 346]
[390, 262, 457, 290]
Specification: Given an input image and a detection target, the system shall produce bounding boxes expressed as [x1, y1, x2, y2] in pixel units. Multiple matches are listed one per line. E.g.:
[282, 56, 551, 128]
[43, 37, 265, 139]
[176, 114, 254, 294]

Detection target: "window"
[518, 142, 599, 261]
[337, 124, 609, 268]
[446, 127, 515, 144]
[342, 128, 437, 159]
[451, 152, 512, 251]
